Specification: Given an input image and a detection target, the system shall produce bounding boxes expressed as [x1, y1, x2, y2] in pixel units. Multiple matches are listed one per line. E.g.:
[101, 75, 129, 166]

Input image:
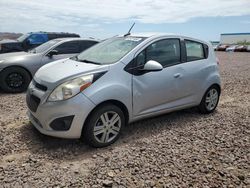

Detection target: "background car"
[234, 45, 247, 52]
[0, 38, 98, 92]
[0, 32, 80, 54]
[210, 41, 220, 51]
[247, 45, 250, 52]
[213, 44, 219, 51]
[225, 45, 238, 52]
[217, 44, 229, 51]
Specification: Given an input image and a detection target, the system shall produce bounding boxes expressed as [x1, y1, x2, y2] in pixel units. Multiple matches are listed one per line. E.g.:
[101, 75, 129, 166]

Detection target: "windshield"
[76, 36, 146, 65]
[17, 33, 30, 42]
[29, 40, 60, 53]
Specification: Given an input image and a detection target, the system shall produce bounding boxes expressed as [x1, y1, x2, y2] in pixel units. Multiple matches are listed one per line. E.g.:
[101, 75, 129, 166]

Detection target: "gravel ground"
[0, 52, 249, 188]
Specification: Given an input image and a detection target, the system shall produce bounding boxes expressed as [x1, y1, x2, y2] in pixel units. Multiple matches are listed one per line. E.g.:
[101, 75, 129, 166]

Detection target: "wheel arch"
[88, 99, 129, 124]
[81, 99, 130, 137]
[210, 83, 221, 94]
[199, 71, 221, 100]
[200, 83, 221, 105]
[203, 83, 221, 97]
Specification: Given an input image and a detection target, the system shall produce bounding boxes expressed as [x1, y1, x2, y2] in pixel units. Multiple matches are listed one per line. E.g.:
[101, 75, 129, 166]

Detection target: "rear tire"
[82, 104, 125, 148]
[199, 85, 220, 114]
[0, 67, 31, 93]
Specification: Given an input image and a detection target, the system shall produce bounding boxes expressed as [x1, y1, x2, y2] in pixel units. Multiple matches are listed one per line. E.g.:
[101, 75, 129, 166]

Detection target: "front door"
[133, 38, 184, 116]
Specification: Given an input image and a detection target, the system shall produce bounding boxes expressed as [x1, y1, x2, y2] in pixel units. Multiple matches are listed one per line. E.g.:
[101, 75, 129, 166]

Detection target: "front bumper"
[26, 82, 96, 139]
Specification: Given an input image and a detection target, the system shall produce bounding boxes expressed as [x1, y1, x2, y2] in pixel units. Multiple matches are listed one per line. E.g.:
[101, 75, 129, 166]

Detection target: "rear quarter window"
[185, 40, 208, 61]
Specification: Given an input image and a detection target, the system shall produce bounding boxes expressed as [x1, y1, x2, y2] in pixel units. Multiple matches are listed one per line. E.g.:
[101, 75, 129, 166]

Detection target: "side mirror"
[141, 60, 163, 72]
[47, 50, 58, 57]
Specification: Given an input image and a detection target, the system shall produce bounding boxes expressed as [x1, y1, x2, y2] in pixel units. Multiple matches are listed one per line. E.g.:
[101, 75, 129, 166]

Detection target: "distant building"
[220, 33, 250, 44]
[210, 41, 220, 45]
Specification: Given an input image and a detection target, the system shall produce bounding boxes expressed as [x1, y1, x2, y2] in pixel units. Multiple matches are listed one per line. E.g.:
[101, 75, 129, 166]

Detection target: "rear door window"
[185, 40, 205, 61]
[54, 41, 80, 54]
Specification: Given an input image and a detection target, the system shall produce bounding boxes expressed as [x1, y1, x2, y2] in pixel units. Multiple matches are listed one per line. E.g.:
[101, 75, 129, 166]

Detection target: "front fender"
[0, 56, 41, 76]
[83, 63, 133, 121]
[84, 83, 132, 120]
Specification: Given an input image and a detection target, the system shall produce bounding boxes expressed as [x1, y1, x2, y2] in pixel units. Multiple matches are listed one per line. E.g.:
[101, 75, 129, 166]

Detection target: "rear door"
[41, 40, 81, 65]
[178, 39, 210, 104]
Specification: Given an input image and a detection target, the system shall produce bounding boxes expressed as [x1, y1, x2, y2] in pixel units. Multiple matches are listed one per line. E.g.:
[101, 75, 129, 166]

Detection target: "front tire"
[82, 104, 125, 148]
[199, 85, 220, 114]
[0, 67, 31, 93]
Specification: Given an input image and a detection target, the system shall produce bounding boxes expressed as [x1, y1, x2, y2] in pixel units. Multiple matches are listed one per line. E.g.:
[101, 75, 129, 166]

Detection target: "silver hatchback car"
[26, 33, 221, 147]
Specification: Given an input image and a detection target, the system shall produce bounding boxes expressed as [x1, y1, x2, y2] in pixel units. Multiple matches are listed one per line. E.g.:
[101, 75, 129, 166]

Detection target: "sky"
[0, 0, 250, 41]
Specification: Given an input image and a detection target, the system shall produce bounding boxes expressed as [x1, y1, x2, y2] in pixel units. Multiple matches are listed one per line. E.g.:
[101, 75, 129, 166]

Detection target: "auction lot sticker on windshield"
[125, 37, 142, 42]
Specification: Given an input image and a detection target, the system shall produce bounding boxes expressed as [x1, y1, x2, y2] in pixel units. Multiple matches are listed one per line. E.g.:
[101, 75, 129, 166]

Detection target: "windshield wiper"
[79, 59, 101, 65]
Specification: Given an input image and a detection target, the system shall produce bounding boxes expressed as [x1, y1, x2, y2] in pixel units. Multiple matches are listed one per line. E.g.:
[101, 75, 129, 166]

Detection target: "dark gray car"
[0, 38, 98, 93]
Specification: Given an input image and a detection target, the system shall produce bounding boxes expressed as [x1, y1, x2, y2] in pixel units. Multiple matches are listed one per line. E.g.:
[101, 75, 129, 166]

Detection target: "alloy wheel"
[205, 88, 219, 111]
[93, 111, 121, 143]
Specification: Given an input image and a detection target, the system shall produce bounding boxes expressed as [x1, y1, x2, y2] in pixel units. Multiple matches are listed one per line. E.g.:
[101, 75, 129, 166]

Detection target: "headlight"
[48, 74, 93, 102]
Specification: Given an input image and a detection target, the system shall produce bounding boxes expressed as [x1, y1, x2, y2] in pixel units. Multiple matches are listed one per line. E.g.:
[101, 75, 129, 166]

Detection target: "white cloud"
[0, 0, 249, 35]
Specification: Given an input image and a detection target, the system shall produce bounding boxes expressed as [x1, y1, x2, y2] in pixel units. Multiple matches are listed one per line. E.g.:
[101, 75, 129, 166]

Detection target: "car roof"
[51, 37, 99, 42]
[129, 32, 175, 38]
[118, 32, 210, 45]
[28, 31, 79, 35]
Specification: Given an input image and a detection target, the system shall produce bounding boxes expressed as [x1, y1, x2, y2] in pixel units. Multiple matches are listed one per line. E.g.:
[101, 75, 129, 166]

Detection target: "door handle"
[174, 73, 181, 78]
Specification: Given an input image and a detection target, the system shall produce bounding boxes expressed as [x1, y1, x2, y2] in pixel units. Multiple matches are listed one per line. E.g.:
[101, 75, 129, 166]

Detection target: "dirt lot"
[0, 52, 249, 188]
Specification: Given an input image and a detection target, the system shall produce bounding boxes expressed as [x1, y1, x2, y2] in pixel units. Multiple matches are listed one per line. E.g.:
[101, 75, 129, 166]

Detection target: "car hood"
[0, 51, 37, 61]
[34, 58, 110, 87]
[0, 39, 18, 44]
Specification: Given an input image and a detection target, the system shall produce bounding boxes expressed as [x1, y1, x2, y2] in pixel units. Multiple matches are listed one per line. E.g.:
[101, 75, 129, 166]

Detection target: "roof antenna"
[124, 22, 135, 37]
